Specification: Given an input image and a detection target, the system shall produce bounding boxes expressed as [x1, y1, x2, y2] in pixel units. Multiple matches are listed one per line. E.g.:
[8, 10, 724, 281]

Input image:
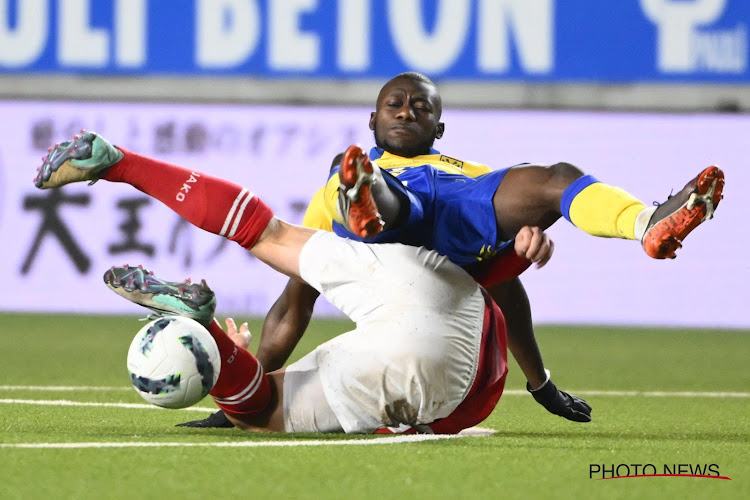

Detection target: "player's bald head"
[376, 72, 442, 119]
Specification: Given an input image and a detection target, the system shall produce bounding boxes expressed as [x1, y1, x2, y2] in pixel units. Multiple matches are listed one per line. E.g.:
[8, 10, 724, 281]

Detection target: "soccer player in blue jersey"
[234, 72, 723, 430]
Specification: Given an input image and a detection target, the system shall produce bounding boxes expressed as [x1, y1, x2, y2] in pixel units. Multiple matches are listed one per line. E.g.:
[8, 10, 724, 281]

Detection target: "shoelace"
[652, 189, 675, 207]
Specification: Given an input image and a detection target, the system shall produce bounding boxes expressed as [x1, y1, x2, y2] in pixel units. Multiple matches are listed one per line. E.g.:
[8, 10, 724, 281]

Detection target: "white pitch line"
[0, 385, 133, 392]
[0, 399, 217, 412]
[0, 428, 495, 449]
[0, 433, 476, 449]
[503, 390, 750, 398]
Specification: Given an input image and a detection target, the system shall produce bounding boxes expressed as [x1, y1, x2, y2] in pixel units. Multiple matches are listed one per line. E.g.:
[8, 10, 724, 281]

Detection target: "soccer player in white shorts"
[104, 226, 523, 433]
[281, 231, 507, 433]
[35, 131, 555, 433]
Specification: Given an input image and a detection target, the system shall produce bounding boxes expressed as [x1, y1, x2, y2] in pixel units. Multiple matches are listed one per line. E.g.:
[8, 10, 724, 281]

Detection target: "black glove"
[527, 379, 592, 422]
[176, 409, 235, 428]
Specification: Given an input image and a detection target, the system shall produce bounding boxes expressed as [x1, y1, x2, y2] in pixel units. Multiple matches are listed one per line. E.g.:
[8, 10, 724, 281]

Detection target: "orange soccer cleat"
[337, 144, 385, 238]
[642, 165, 725, 259]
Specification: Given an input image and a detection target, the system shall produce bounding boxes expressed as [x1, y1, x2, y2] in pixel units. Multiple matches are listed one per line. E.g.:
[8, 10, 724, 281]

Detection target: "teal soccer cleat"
[34, 130, 124, 189]
[103, 265, 216, 326]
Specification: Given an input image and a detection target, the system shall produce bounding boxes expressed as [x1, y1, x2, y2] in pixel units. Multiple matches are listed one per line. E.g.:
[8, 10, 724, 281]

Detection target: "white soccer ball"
[127, 316, 221, 409]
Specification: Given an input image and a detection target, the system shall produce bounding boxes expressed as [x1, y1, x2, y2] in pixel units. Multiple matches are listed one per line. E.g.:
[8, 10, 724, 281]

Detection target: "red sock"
[205, 320, 271, 416]
[103, 149, 273, 249]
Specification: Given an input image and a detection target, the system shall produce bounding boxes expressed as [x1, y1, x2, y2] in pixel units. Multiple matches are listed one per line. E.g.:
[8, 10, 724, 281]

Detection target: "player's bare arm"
[256, 278, 320, 372]
[487, 277, 546, 389]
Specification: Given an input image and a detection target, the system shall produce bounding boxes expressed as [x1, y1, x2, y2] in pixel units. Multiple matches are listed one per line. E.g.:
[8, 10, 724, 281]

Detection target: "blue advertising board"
[0, 0, 747, 82]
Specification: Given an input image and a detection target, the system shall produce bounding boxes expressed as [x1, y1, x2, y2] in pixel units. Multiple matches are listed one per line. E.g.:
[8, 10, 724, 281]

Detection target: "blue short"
[332, 165, 513, 267]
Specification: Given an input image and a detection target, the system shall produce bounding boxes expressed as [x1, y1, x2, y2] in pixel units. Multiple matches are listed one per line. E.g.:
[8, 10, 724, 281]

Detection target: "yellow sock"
[568, 182, 646, 240]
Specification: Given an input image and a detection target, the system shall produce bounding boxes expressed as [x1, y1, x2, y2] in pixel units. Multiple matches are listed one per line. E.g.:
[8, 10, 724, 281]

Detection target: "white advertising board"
[0, 101, 746, 327]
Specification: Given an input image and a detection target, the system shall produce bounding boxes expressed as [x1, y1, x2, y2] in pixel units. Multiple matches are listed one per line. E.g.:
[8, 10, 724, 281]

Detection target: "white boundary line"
[0, 399, 216, 412]
[2, 386, 749, 398]
[503, 390, 750, 398]
[2, 387, 746, 450]
[0, 431, 493, 449]
[0, 386, 133, 391]
[0, 396, 497, 450]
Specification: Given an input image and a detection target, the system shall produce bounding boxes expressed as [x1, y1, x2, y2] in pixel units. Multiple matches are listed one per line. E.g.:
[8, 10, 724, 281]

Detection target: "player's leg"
[35, 130, 323, 278]
[221, 370, 287, 432]
[35, 131, 274, 249]
[491, 162, 587, 239]
[492, 163, 724, 259]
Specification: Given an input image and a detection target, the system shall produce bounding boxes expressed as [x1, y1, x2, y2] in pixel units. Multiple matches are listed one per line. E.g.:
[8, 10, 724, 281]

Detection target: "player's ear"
[435, 122, 445, 139]
[369, 112, 376, 131]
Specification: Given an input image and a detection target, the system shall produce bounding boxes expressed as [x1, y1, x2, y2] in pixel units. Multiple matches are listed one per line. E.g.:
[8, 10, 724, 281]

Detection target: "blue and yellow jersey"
[304, 148, 491, 226]
[303, 147, 514, 267]
[368, 148, 492, 177]
[301, 186, 334, 232]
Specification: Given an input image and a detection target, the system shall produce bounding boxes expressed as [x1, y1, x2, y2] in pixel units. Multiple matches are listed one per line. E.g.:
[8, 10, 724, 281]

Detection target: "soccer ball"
[127, 316, 221, 409]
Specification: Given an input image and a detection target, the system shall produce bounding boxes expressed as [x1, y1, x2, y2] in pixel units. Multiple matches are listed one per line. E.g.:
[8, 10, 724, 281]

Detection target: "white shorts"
[283, 231, 486, 434]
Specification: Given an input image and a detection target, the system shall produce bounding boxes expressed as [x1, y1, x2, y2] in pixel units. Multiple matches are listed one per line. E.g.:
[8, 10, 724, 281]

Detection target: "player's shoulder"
[374, 149, 492, 177]
[434, 154, 492, 177]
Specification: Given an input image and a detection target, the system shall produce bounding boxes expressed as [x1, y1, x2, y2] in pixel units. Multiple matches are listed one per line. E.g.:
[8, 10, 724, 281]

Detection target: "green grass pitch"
[1, 313, 748, 499]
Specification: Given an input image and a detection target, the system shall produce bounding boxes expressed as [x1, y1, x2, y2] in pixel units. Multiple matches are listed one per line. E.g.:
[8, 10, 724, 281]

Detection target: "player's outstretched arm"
[488, 226, 592, 422]
[257, 278, 321, 372]
[488, 277, 592, 423]
[487, 277, 547, 388]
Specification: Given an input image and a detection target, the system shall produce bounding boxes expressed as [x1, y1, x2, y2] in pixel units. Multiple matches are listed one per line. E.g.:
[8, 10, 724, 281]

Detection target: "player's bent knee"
[549, 162, 585, 185]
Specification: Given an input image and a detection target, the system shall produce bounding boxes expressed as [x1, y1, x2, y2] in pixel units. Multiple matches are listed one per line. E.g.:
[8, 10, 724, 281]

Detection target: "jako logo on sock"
[177, 172, 201, 201]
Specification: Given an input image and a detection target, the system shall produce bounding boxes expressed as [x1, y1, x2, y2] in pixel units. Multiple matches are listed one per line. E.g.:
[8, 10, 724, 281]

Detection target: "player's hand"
[527, 379, 592, 422]
[225, 318, 252, 350]
[514, 226, 554, 268]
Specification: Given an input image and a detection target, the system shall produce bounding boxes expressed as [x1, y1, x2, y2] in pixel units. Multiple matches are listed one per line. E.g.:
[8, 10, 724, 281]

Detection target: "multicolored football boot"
[34, 130, 123, 189]
[103, 265, 216, 326]
[642, 166, 725, 259]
